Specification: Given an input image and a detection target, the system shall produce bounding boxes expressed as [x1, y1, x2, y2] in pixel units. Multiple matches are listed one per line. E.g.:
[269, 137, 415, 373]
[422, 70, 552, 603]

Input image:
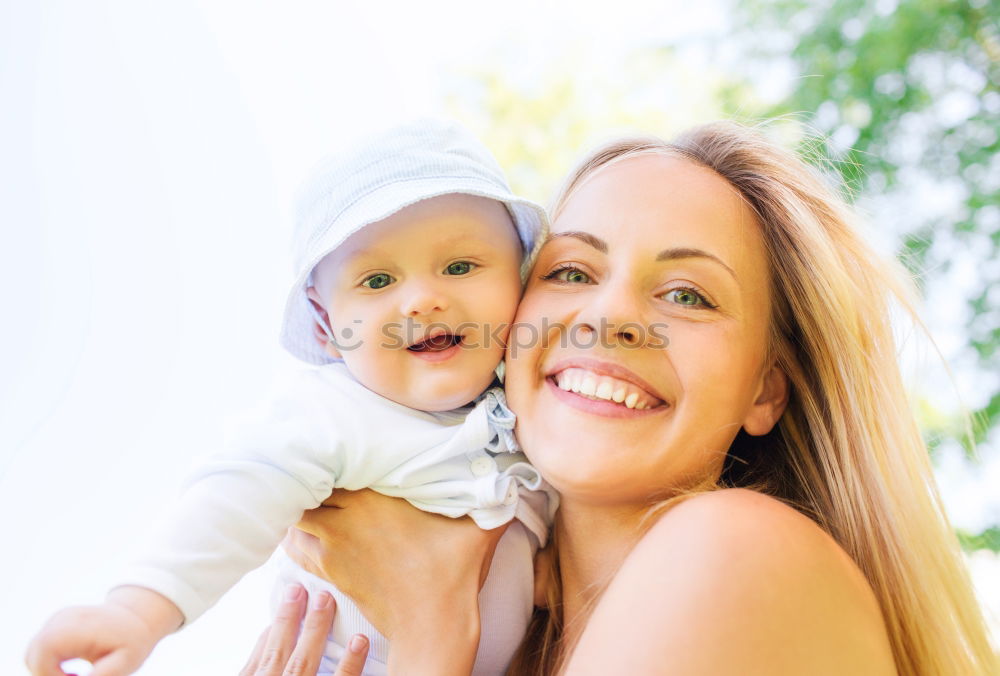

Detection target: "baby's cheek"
[495, 283, 524, 327]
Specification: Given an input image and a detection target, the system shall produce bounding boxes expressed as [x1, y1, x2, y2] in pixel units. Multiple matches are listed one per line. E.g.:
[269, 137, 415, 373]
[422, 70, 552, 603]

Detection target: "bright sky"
[1, 1, 996, 673]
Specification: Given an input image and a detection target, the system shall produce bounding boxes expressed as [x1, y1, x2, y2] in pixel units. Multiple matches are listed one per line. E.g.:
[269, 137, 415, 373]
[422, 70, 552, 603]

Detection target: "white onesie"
[119, 362, 556, 675]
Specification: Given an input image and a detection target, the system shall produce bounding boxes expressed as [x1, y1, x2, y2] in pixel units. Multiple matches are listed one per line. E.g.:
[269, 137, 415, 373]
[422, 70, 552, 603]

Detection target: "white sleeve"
[116, 372, 352, 625]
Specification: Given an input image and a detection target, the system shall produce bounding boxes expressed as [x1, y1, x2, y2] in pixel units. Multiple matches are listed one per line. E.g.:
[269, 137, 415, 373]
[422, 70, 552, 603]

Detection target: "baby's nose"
[400, 284, 449, 316]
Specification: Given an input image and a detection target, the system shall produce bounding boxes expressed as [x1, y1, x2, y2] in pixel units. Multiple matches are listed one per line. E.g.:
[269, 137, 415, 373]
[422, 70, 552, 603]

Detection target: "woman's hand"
[240, 585, 368, 676]
[284, 489, 510, 676]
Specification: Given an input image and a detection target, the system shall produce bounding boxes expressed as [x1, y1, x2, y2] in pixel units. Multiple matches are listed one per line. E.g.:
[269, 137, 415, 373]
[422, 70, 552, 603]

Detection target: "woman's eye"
[663, 288, 715, 308]
[542, 266, 592, 284]
[445, 261, 475, 275]
[361, 273, 395, 290]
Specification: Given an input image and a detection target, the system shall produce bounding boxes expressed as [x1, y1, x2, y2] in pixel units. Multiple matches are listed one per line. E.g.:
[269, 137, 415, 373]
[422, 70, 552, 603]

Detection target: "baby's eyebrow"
[434, 233, 496, 248]
[337, 247, 389, 266]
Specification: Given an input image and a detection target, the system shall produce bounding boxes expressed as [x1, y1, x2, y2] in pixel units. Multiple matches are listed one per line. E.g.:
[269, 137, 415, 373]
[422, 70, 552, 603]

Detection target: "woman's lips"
[552, 367, 662, 410]
[543, 357, 670, 418]
[545, 377, 668, 418]
[545, 357, 667, 402]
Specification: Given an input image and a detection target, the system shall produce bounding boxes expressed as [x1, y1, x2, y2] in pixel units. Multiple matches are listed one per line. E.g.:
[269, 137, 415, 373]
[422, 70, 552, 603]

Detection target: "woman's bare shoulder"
[564, 489, 897, 675]
[652, 487, 846, 559]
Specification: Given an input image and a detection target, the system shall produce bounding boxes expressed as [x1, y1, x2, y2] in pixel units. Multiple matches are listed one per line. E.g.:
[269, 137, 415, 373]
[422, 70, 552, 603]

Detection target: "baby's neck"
[553, 499, 648, 645]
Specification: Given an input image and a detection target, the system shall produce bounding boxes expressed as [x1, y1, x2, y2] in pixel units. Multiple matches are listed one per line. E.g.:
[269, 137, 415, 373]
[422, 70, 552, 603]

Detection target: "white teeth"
[554, 367, 663, 411]
[595, 380, 614, 400]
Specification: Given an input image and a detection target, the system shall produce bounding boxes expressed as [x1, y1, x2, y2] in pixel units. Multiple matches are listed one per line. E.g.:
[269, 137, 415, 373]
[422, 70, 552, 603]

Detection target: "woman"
[246, 122, 996, 675]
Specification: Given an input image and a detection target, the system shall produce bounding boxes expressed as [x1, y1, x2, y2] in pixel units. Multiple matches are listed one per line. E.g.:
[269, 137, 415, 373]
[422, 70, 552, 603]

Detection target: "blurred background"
[1, 0, 996, 672]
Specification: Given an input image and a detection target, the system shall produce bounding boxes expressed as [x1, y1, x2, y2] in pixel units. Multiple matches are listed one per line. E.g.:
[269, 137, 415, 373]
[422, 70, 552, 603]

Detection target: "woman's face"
[505, 153, 787, 505]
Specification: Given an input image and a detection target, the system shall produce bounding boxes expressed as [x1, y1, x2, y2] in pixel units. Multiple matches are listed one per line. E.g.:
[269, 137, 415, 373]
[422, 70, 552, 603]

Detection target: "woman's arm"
[564, 489, 897, 675]
[286, 490, 509, 676]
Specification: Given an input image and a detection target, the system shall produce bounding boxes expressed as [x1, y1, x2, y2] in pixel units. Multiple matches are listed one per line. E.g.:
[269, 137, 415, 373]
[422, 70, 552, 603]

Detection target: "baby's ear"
[306, 287, 341, 359]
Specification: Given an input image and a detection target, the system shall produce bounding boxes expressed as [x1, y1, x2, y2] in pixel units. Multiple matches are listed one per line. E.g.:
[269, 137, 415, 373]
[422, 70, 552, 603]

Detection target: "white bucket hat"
[280, 118, 549, 365]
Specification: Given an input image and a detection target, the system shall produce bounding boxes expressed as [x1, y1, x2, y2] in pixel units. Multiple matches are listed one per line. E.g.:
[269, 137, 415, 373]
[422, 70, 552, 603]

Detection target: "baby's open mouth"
[407, 333, 463, 352]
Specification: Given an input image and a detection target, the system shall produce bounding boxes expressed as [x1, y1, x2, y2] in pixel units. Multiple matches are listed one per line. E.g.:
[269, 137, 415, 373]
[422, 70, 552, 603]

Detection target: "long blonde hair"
[508, 122, 996, 675]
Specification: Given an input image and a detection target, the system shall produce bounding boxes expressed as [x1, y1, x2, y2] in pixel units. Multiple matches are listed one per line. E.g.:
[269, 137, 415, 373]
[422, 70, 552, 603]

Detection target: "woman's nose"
[399, 282, 449, 317]
[575, 284, 654, 349]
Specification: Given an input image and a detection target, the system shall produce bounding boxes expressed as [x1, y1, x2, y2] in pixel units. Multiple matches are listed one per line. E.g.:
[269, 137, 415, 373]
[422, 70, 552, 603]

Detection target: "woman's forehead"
[553, 153, 764, 273]
[560, 153, 741, 218]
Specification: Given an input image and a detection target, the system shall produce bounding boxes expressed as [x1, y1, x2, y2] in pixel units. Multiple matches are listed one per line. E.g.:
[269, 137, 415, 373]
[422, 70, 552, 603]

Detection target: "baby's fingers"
[24, 638, 64, 676]
[90, 650, 136, 676]
[25, 617, 100, 676]
[26, 643, 132, 676]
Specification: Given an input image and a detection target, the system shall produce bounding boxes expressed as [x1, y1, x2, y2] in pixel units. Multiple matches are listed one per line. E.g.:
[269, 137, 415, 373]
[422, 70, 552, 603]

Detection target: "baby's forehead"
[345, 194, 511, 246]
[312, 195, 515, 273]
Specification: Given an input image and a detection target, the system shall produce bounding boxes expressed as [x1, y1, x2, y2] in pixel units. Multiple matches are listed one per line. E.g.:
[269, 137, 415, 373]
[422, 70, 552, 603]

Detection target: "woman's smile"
[545, 356, 669, 417]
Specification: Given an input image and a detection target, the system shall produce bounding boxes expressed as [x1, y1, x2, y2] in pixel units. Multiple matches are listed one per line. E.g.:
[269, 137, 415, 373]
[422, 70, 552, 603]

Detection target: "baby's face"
[311, 194, 523, 411]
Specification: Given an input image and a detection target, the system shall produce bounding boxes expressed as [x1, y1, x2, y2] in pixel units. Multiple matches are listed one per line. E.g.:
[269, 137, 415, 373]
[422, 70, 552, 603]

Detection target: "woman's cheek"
[676, 346, 761, 440]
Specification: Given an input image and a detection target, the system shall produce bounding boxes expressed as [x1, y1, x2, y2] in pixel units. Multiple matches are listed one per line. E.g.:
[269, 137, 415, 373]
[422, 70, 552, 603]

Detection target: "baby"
[27, 120, 556, 676]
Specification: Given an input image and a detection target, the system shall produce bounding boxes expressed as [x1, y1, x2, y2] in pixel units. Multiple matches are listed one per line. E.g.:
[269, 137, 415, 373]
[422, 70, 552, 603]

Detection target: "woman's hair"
[508, 121, 996, 675]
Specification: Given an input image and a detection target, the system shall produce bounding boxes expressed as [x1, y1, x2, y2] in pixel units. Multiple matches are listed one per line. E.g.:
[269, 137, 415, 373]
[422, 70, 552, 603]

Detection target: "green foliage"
[735, 0, 997, 339]
[957, 526, 1000, 553]
[739, 0, 998, 254]
[732, 0, 999, 546]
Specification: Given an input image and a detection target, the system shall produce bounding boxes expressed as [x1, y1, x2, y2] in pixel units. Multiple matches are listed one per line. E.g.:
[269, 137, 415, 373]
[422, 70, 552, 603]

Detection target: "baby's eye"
[662, 287, 716, 308]
[542, 266, 592, 284]
[362, 273, 395, 290]
[445, 261, 476, 275]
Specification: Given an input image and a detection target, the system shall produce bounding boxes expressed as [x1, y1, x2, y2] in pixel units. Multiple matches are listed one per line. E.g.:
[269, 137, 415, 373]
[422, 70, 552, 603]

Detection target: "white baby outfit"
[119, 118, 553, 675]
[121, 362, 556, 675]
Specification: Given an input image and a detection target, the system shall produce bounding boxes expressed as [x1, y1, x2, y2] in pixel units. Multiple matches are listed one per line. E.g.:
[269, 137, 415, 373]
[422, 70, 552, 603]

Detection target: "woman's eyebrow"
[549, 233, 736, 280]
[547, 231, 608, 253]
[656, 247, 737, 280]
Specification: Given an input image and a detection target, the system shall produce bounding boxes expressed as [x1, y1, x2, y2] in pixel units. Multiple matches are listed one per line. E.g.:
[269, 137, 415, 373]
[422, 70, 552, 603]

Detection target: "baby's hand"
[26, 587, 182, 676]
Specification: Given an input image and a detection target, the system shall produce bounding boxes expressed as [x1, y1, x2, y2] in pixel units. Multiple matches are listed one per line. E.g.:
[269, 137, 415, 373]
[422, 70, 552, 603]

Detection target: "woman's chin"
[525, 432, 651, 498]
